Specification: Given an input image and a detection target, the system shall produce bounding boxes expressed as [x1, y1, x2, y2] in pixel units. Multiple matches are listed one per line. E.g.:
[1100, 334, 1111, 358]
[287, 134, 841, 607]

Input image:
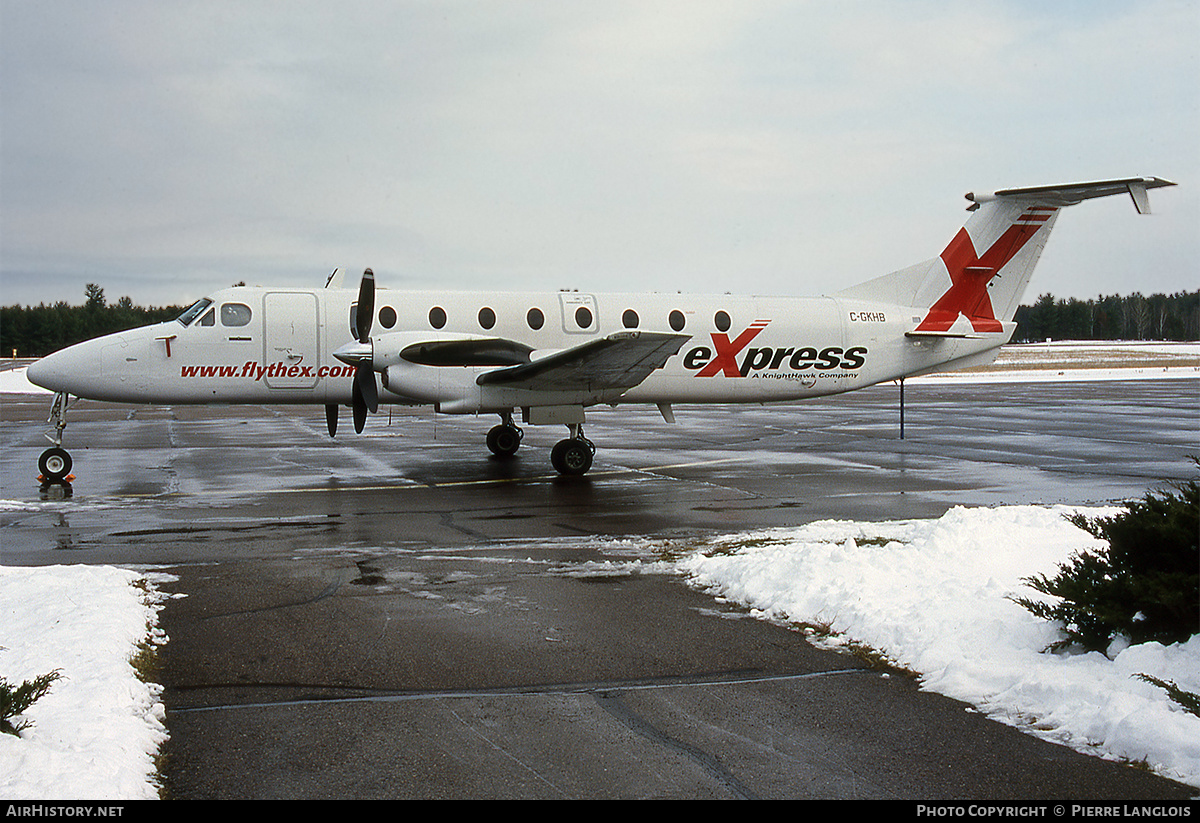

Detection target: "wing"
[476, 331, 689, 395]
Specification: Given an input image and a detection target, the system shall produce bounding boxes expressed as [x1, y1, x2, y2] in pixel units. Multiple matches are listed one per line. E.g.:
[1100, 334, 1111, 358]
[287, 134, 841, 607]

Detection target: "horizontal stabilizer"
[966, 177, 1175, 213]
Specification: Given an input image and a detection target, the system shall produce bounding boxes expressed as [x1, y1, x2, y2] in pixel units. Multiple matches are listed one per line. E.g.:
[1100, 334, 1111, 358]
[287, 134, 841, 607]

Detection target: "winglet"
[1127, 180, 1152, 214]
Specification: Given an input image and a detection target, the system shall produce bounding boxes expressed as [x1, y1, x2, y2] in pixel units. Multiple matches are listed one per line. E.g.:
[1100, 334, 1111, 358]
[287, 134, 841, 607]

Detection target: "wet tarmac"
[1, 379, 1197, 799]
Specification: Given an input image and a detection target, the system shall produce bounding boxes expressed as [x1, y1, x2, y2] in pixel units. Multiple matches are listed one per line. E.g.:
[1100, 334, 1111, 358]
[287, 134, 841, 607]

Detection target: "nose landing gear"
[38, 392, 74, 484]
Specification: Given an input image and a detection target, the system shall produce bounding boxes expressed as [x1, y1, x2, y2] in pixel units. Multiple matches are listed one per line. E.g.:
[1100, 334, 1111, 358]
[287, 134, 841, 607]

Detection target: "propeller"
[331, 268, 379, 435]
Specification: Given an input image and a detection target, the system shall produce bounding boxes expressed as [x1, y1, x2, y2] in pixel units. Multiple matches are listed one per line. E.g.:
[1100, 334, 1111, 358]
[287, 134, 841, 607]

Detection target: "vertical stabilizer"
[835, 177, 1175, 336]
[915, 198, 1059, 333]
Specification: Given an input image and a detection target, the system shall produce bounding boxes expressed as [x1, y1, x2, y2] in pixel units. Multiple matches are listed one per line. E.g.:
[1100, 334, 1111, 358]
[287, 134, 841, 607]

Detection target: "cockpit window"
[176, 298, 213, 327]
[198, 307, 216, 326]
[220, 303, 252, 327]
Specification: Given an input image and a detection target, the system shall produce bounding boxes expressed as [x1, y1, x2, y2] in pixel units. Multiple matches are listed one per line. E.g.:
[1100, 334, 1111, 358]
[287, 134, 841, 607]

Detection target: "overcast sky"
[2, 1, 1196, 309]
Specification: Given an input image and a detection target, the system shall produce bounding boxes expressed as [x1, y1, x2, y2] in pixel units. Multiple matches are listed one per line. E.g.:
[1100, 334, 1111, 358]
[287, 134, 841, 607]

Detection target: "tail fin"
[836, 177, 1175, 337]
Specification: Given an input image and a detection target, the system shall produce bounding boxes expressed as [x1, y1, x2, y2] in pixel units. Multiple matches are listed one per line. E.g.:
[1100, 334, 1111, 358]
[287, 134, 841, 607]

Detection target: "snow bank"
[914, 340, 1199, 383]
[0, 566, 172, 799]
[677, 505, 1200, 788]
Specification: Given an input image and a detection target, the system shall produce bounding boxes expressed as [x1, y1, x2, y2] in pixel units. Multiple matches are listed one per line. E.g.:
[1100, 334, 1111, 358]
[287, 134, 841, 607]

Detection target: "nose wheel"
[38, 392, 75, 484]
[38, 447, 73, 483]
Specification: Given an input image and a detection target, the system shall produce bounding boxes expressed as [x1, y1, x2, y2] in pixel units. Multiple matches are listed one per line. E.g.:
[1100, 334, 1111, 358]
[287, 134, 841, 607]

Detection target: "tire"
[487, 424, 522, 457]
[551, 439, 593, 476]
[39, 447, 73, 482]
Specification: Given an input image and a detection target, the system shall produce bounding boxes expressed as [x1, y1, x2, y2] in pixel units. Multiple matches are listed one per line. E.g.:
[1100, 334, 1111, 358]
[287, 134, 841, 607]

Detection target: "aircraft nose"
[25, 341, 102, 395]
[25, 351, 66, 392]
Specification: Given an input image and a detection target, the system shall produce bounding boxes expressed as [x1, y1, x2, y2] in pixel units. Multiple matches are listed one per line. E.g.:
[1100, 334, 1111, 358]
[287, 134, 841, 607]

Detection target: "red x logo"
[917, 208, 1054, 333]
[696, 321, 770, 377]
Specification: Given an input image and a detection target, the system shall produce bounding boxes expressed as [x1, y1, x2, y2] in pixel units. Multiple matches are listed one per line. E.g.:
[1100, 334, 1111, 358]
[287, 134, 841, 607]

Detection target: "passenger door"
[263, 292, 320, 390]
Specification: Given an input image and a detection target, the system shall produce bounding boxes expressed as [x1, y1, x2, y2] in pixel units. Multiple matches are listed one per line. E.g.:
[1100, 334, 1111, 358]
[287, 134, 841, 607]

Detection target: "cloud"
[1, 1, 1196, 307]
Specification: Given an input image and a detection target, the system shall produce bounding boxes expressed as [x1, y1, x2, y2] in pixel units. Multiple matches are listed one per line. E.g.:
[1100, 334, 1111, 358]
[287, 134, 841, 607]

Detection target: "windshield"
[176, 298, 213, 327]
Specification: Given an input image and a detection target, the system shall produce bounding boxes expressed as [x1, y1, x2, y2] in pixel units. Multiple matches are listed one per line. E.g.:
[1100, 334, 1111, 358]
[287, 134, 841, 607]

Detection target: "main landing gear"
[38, 392, 74, 484]
[550, 426, 595, 477]
[486, 413, 524, 458]
[485, 413, 596, 476]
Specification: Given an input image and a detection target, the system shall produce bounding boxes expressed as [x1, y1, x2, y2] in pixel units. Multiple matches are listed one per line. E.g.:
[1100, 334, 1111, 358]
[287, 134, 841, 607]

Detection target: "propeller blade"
[352, 377, 367, 434]
[325, 404, 338, 438]
[356, 267, 375, 343]
[356, 363, 378, 414]
[347, 267, 378, 435]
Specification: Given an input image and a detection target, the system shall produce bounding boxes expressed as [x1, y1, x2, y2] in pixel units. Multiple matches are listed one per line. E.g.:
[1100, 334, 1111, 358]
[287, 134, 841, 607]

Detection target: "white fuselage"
[28, 285, 1005, 412]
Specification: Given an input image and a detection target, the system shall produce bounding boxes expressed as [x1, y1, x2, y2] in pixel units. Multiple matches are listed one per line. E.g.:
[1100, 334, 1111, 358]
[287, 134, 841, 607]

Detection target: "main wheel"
[39, 447, 73, 482]
[551, 439, 593, 476]
[487, 424, 522, 457]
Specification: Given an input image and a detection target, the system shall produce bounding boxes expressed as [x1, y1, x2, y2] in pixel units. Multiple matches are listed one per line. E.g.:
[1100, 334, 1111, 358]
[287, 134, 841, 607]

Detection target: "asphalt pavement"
[1, 379, 1197, 799]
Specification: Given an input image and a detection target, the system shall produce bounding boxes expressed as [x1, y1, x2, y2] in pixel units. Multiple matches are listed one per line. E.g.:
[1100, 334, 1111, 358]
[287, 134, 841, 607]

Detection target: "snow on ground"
[914, 340, 1200, 383]
[1, 343, 1197, 799]
[0, 366, 51, 395]
[0, 564, 174, 799]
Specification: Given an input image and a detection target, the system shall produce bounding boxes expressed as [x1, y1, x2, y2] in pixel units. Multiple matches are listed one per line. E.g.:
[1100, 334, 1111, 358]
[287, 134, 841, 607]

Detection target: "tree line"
[1, 284, 1197, 358]
[1012, 291, 1199, 343]
[1, 285, 184, 358]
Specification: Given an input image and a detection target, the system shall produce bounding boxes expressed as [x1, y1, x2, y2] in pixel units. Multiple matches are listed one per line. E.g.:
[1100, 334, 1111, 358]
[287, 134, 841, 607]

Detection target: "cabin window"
[429, 306, 447, 329]
[574, 306, 593, 329]
[379, 306, 397, 329]
[622, 309, 639, 329]
[220, 303, 252, 327]
[527, 307, 545, 330]
[176, 298, 213, 327]
[669, 310, 685, 331]
[714, 310, 731, 332]
[478, 307, 496, 330]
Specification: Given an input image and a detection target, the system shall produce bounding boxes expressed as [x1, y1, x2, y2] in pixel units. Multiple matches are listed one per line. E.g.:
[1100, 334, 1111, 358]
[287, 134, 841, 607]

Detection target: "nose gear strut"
[38, 391, 74, 483]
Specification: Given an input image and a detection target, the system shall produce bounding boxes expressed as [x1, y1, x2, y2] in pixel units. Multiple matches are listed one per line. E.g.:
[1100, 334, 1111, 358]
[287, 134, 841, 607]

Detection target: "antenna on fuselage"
[325, 267, 346, 288]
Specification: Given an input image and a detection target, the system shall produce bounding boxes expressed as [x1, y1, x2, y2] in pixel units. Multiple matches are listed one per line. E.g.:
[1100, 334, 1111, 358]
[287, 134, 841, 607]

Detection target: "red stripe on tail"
[916, 209, 1054, 333]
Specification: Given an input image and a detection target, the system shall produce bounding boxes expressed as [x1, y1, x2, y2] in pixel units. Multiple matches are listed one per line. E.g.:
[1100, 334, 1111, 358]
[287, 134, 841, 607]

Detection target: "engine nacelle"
[382, 360, 482, 408]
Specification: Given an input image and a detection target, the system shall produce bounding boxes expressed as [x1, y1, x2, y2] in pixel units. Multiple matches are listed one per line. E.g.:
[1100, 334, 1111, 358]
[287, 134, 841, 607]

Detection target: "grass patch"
[797, 619, 919, 678]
